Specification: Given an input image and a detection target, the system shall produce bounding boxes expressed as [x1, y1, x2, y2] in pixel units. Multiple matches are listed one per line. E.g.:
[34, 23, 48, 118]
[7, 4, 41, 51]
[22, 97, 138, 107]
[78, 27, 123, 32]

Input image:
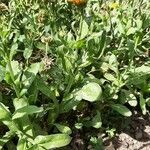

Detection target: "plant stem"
[7, 59, 20, 98]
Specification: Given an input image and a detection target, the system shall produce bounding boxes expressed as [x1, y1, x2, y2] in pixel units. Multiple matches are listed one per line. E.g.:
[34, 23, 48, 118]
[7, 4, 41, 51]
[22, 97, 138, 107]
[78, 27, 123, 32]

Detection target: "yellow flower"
[109, 2, 119, 9]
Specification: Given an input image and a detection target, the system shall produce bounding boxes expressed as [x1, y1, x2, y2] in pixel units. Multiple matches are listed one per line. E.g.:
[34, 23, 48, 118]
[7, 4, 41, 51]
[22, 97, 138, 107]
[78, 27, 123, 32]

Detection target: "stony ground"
[68, 112, 150, 150]
[105, 113, 150, 150]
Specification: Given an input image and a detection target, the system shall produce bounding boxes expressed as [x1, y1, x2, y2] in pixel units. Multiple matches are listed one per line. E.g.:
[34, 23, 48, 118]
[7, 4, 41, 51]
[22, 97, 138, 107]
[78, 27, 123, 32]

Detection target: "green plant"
[0, 0, 150, 149]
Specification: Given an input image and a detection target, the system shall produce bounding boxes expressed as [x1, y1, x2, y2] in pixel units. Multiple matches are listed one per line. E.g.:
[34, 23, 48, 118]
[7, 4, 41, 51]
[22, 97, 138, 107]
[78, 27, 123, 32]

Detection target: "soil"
[69, 111, 150, 150]
[104, 112, 150, 150]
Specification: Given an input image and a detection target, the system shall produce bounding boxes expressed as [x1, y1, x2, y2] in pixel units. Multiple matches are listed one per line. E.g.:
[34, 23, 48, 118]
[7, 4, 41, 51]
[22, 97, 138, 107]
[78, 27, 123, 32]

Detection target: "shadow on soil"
[104, 113, 150, 150]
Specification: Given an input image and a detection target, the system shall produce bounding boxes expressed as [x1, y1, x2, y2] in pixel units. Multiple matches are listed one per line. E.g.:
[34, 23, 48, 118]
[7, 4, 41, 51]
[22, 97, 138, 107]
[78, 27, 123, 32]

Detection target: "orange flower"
[67, 0, 87, 6]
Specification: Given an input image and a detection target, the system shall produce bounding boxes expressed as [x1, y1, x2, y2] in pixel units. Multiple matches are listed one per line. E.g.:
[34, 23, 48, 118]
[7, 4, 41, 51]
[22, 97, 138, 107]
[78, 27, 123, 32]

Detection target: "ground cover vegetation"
[0, 0, 150, 149]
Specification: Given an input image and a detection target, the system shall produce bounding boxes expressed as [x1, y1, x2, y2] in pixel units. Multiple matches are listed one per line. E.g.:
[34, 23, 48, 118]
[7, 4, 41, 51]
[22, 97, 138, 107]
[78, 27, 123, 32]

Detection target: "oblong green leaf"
[54, 124, 72, 135]
[80, 20, 89, 39]
[34, 134, 71, 149]
[12, 105, 43, 120]
[0, 102, 11, 121]
[111, 104, 132, 117]
[104, 73, 116, 82]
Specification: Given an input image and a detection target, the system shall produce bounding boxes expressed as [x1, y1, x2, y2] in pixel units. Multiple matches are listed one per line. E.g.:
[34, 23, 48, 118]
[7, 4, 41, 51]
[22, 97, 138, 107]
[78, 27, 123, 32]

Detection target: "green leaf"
[136, 19, 143, 30]
[108, 54, 118, 74]
[111, 104, 132, 117]
[60, 98, 80, 113]
[47, 108, 58, 124]
[133, 65, 150, 74]
[20, 63, 40, 96]
[7, 61, 21, 77]
[109, 54, 118, 65]
[0, 102, 11, 121]
[18, 35, 25, 42]
[72, 39, 86, 49]
[17, 138, 26, 150]
[34, 134, 71, 149]
[146, 98, 150, 107]
[91, 111, 102, 129]
[54, 124, 72, 135]
[35, 42, 46, 51]
[4, 72, 12, 85]
[67, 32, 74, 42]
[120, 90, 137, 107]
[80, 20, 89, 39]
[81, 82, 102, 102]
[10, 43, 18, 60]
[12, 105, 43, 120]
[117, 20, 125, 34]
[36, 76, 56, 101]
[126, 27, 136, 35]
[90, 137, 104, 150]
[28, 80, 38, 104]
[23, 48, 33, 60]
[128, 95, 137, 107]
[75, 123, 83, 129]
[13, 98, 28, 110]
[5, 61, 21, 84]
[140, 95, 146, 115]
[60, 92, 82, 113]
[100, 62, 109, 72]
[98, 30, 106, 58]
[104, 73, 116, 82]
[63, 57, 72, 72]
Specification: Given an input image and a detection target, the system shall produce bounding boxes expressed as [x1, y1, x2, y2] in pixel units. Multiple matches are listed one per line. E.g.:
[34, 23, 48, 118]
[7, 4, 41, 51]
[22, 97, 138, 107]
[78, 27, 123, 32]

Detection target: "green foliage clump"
[0, 0, 150, 149]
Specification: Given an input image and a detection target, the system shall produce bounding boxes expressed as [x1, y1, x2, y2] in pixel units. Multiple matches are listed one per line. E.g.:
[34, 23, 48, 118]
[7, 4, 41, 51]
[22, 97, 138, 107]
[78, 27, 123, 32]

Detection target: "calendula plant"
[0, 0, 150, 149]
